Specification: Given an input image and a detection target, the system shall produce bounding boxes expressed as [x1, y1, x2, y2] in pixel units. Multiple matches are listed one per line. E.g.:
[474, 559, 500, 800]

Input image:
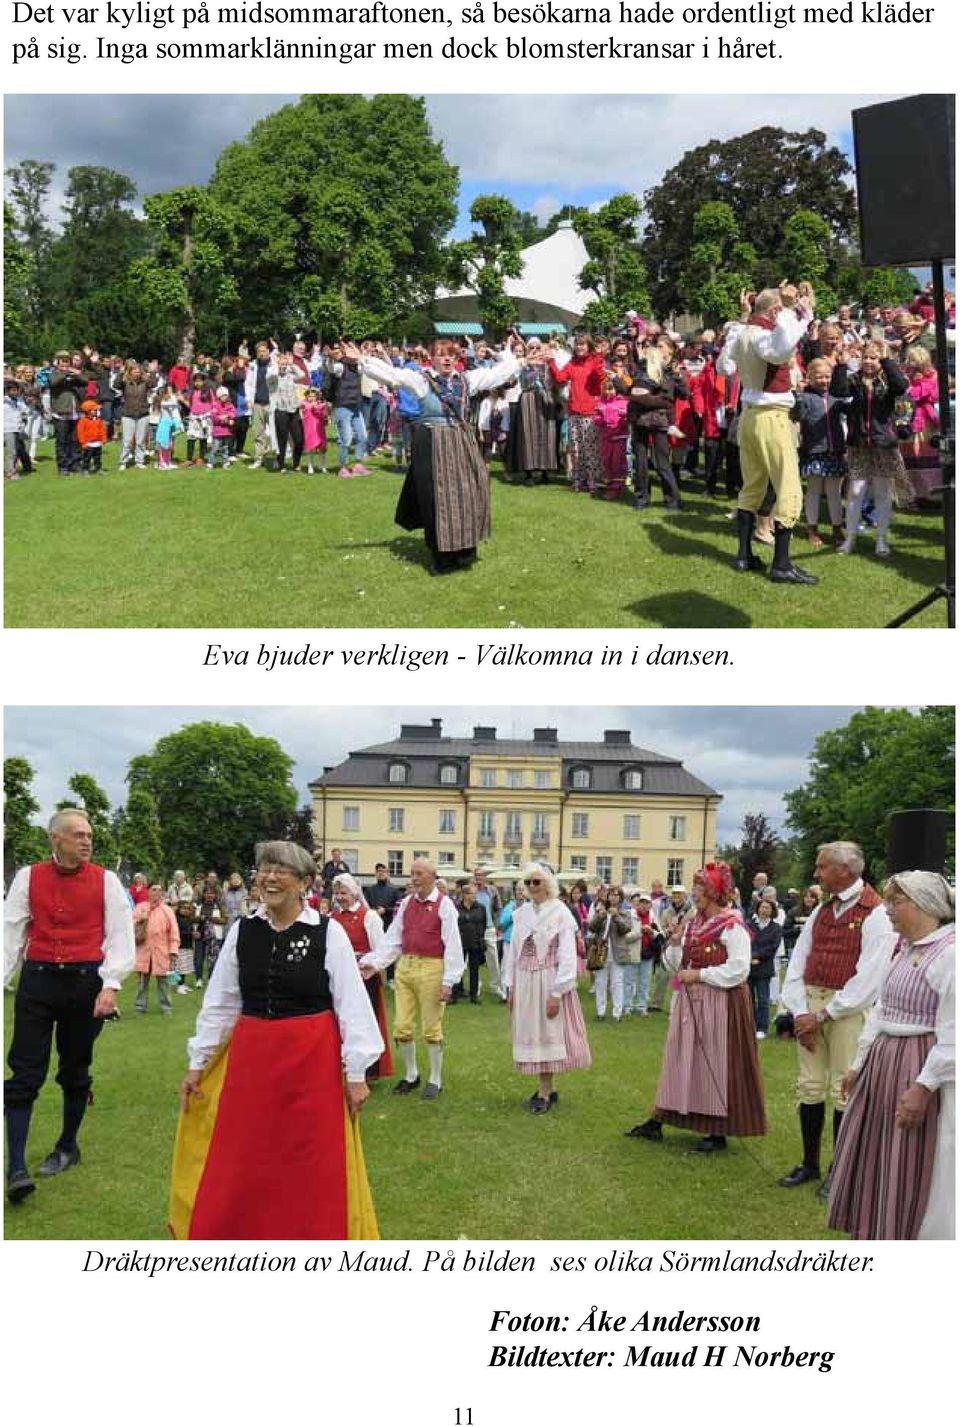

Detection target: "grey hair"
[754, 288, 783, 315]
[411, 855, 437, 875]
[48, 807, 90, 835]
[522, 861, 559, 898]
[254, 841, 316, 880]
[817, 841, 865, 877]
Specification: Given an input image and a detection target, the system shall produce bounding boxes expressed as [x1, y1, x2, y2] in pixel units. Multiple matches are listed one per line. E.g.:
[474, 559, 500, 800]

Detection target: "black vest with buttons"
[237, 915, 332, 1020]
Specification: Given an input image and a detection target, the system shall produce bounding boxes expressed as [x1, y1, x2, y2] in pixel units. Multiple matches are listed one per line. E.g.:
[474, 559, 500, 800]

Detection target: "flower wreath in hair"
[694, 861, 735, 905]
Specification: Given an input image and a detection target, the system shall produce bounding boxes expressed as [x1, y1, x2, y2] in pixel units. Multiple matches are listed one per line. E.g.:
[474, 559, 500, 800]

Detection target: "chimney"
[533, 727, 558, 744]
[473, 725, 497, 741]
[603, 729, 632, 746]
[399, 720, 443, 740]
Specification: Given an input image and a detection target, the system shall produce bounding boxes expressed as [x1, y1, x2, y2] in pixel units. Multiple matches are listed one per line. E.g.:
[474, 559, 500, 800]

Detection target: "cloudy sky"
[4, 705, 878, 846]
[3, 93, 883, 236]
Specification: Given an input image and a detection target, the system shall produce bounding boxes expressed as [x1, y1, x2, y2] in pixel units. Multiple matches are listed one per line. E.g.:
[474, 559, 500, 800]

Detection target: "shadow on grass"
[626, 591, 753, 628]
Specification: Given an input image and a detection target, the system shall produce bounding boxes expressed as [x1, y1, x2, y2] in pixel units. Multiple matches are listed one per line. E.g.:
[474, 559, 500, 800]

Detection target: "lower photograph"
[3, 704, 955, 1243]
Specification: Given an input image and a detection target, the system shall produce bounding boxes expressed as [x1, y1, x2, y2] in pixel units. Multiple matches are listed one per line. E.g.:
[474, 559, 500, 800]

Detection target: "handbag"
[586, 936, 608, 972]
[134, 915, 148, 946]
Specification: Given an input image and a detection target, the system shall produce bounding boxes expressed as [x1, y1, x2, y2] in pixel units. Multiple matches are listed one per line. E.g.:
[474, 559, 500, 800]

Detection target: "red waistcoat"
[683, 937, 728, 970]
[749, 313, 792, 395]
[401, 894, 446, 958]
[332, 904, 370, 956]
[26, 860, 107, 964]
[804, 884, 882, 989]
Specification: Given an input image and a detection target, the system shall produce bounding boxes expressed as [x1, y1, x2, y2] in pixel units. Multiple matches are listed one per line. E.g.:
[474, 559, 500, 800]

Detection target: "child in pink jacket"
[209, 387, 236, 470]
[300, 387, 330, 474]
[593, 378, 630, 500]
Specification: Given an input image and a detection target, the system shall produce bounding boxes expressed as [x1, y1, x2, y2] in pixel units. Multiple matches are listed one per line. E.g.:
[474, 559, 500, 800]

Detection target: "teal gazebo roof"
[433, 321, 484, 336]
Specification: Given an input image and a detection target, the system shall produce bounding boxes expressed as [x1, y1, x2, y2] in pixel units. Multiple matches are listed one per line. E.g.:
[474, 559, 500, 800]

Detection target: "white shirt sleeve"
[826, 904, 898, 1019]
[716, 323, 742, 377]
[552, 909, 578, 997]
[359, 895, 408, 972]
[3, 867, 31, 987]
[850, 999, 884, 1074]
[101, 870, 137, 988]
[501, 910, 519, 992]
[700, 923, 751, 988]
[916, 949, 955, 1092]
[439, 896, 465, 986]
[363, 908, 385, 952]
[325, 918, 385, 1082]
[187, 918, 243, 1069]
[781, 905, 819, 1016]
[465, 351, 522, 396]
[750, 307, 811, 365]
[359, 355, 429, 399]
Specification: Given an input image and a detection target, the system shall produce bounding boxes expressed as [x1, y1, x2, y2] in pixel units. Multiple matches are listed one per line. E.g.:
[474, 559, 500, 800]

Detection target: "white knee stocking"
[427, 1043, 443, 1088]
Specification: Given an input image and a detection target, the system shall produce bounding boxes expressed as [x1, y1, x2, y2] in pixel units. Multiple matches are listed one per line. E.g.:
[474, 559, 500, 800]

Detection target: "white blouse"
[850, 927, 955, 1092]
[663, 921, 752, 989]
[501, 900, 578, 997]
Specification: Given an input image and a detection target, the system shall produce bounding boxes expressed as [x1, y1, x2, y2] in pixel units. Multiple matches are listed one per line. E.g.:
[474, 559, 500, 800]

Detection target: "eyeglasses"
[523, 878, 543, 887]
[883, 895, 910, 910]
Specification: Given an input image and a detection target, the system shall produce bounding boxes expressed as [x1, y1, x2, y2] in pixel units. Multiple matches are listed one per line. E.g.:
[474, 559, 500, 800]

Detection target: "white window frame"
[571, 813, 589, 839]
[342, 805, 360, 832]
[388, 807, 405, 834]
[623, 814, 640, 839]
[669, 815, 687, 842]
[438, 809, 456, 835]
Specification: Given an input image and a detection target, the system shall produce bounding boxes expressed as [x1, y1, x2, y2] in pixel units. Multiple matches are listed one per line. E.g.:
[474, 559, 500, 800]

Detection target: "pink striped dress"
[505, 900, 592, 1075]
[829, 926, 954, 1240]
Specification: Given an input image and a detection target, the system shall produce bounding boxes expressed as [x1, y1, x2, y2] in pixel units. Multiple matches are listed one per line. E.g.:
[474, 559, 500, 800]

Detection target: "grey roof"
[312, 735, 719, 799]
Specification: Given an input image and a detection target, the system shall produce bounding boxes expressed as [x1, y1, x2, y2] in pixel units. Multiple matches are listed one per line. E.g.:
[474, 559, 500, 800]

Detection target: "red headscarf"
[694, 861, 735, 905]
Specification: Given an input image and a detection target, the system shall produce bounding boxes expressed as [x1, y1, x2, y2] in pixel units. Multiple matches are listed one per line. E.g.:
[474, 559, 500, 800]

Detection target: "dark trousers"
[750, 974, 771, 1033]
[703, 437, 724, 493]
[274, 409, 304, 470]
[233, 415, 250, 456]
[5, 961, 103, 1110]
[633, 428, 680, 508]
[53, 417, 81, 473]
[81, 446, 103, 473]
[725, 441, 742, 498]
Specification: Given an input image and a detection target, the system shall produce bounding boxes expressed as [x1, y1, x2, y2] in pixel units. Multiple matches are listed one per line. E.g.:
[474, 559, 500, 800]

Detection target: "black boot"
[770, 522, 818, 585]
[817, 1109, 845, 1199]
[779, 1102, 824, 1186]
[734, 509, 765, 572]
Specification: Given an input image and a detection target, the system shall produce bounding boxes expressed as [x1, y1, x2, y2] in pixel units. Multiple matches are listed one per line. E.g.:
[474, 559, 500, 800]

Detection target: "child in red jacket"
[77, 399, 107, 473]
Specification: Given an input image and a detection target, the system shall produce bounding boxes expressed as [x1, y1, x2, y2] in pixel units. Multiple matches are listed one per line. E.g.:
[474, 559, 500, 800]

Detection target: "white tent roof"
[435, 222, 592, 328]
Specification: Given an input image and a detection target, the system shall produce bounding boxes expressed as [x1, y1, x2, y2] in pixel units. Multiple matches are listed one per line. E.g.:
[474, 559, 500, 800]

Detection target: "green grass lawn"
[4, 439, 948, 628]
[4, 974, 842, 1241]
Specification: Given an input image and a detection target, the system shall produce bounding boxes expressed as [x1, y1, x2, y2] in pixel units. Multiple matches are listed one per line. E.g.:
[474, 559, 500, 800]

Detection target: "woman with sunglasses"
[501, 862, 591, 1115]
[828, 871, 954, 1240]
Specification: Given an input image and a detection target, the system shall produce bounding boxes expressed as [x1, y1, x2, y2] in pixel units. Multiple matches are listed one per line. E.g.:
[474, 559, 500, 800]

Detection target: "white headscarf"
[887, 871, 955, 925]
[332, 872, 367, 909]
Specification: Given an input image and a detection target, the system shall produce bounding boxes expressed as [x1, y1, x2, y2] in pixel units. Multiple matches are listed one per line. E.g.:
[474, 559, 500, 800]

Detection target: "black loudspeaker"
[852, 94, 955, 267]
[886, 809, 950, 876]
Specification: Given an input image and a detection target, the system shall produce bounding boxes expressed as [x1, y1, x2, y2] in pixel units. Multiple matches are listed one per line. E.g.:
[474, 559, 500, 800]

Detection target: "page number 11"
[454, 1410, 473, 1424]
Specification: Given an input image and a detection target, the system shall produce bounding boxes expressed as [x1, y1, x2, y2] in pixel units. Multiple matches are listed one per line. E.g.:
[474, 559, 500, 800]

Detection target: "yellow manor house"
[310, 720, 721, 887]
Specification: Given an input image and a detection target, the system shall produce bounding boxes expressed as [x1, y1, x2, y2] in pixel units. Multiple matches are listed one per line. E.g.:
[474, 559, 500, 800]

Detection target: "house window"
[532, 812, 547, 840]
[571, 813, 589, 838]
[503, 851, 521, 868]
[440, 764, 458, 785]
[622, 856, 639, 885]
[341, 850, 359, 873]
[438, 851, 455, 867]
[388, 762, 407, 784]
[342, 806, 359, 832]
[624, 769, 643, 790]
[669, 815, 687, 841]
[413, 850, 429, 862]
[478, 811, 495, 838]
[387, 850, 403, 877]
[480, 768, 496, 788]
[504, 812, 521, 840]
[388, 807, 404, 834]
[667, 858, 685, 885]
[596, 856, 613, 882]
[569, 855, 587, 872]
[623, 814, 640, 839]
[571, 767, 591, 789]
[507, 769, 522, 788]
[438, 809, 456, 835]
[534, 769, 551, 788]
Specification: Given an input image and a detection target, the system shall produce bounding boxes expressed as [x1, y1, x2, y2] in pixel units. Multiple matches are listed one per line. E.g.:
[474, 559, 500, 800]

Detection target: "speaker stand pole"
[886, 256, 955, 629]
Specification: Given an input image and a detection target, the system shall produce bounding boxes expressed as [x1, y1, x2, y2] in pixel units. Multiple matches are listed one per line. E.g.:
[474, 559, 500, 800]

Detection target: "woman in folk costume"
[501, 862, 591, 1115]
[331, 872, 393, 1080]
[504, 339, 561, 486]
[348, 339, 520, 575]
[829, 871, 954, 1240]
[133, 882, 180, 1015]
[625, 861, 766, 1153]
[170, 842, 383, 1240]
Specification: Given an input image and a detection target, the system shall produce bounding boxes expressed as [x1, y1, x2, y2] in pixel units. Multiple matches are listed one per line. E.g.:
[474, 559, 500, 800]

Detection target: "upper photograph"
[3, 92, 954, 629]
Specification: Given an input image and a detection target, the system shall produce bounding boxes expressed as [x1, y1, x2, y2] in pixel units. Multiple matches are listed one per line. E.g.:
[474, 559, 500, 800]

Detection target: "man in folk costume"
[4, 809, 135, 1204]
[331, 873, 393, 1080]
[625, 861, 766, 1153]
[718, 282, 818, 585]
[359, 857, 464, 1100]
[779, 841, 897, 1195]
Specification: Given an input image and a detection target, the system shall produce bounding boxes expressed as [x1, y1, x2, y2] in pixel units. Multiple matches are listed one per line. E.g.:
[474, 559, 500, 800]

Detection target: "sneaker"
[338, 466, 356, 479]
[249, 462, 263, 470]
[838, 535, 856, 555]
[176, 984, 192, 995]
[206, 463, 214, 470]
[875, 536, 891, 558]
[755, 1030, 766, 1040]
[351, 463, 370, 476]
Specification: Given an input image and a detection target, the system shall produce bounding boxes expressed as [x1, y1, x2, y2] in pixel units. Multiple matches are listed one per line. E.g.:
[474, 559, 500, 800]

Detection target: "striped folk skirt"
[506, 388, 560, 475]
[828, 1032, 942, 1240]
[396, 421, 491, 553]
[655, 980, 766, 1137]
[514, 988, 593, 1075]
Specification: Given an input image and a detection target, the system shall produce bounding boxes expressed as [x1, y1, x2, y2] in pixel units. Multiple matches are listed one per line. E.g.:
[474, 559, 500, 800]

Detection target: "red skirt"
[366, 975, 394, 1079]
[655, 981, 766, 1137]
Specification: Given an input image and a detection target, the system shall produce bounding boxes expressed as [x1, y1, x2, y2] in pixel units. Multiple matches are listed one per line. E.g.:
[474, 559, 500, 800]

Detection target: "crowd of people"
[3, 812, 955, 1242]
[4, 285, 952, 578]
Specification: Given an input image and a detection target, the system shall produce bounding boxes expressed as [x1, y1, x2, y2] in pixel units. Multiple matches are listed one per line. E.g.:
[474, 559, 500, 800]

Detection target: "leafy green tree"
[131, 187, 239, 363]
[718, 810, 783, 903]
[56, 772, 118, 868]
[4, 159, 54, 342]
[643, 127, 857, 317]
[117, 785, 164, 881]
[574, 193, 650, 330]
[784, 707, 955, 882]
[4, 758, 48, 881]
[855, 265, 918, 309]
[446, 194, 524, 338]
[677, 201, 758, 326]
[778, 208, 840, 316]
[208, 94, 458, 340]
[46, 166, 149, 346]
[4, 202, 33, 356]
[131, 722, 298, 874]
